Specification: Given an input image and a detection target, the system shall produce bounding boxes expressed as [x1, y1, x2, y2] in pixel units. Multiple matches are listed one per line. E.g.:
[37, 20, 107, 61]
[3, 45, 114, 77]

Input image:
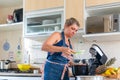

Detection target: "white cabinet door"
[24, 7, 64, 37]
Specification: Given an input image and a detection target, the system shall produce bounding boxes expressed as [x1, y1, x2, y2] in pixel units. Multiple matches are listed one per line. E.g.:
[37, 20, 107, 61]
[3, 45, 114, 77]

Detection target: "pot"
[0, 60, 15, 69]
[72, 64, 88, 76]
[0, 60, 5, 69]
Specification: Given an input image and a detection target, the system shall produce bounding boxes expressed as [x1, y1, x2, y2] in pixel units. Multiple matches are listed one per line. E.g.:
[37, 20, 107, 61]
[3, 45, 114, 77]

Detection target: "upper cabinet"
[24, 7, 64, 40]
[83, 0, 120, 42]
[65, 0, 84, 29]
[86, 0, 120, 7]
[0, 0, 23, 31]
[25, 0, 64, 12]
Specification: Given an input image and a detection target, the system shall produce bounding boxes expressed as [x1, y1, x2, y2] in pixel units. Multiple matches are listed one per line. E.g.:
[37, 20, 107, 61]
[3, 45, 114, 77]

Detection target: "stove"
[0, 69, 33, 73]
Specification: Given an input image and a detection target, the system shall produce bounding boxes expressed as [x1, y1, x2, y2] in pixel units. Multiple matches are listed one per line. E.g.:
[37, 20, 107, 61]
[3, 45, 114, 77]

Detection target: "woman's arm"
[42, 32, 63, 52]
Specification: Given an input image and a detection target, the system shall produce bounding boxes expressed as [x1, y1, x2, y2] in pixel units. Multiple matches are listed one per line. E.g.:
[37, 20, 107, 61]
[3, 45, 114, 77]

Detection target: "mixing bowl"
[17, 64, 31, 71]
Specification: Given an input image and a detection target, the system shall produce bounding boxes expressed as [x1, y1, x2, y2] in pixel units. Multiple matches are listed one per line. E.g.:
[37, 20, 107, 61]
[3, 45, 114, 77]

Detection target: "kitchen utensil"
[88, 44, 108, 75]
[56, 18, 61, 23]
[13, 8, 23, 22]
[73, 59, 80, 63]
[17, 64, 31, 71]
[33, 70, 39, 74]
[3, 40, 10, 51]
[42, 19, 55, 24]
[54, 26, 60, 31]
[72, 64, 88, 76]
[89, 44, 107, 65]
[0, 60, 5, 69]
[0, 60, 15, 69]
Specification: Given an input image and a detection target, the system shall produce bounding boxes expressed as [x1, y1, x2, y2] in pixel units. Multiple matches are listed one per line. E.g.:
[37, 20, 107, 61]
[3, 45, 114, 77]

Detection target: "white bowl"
[56, 18, 61, 23]
[42, 20, 55, 24]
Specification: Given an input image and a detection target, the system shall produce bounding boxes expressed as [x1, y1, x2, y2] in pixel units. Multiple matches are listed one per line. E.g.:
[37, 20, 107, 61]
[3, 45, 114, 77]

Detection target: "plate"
[3, 41, 10, 51]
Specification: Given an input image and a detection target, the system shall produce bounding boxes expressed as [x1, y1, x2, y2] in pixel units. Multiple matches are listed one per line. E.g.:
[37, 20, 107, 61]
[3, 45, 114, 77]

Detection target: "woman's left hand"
[68, 60, 75, 66]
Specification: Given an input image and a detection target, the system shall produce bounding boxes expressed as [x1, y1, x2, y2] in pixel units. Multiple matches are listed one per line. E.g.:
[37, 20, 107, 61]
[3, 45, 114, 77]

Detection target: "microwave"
[86, 14, 120, 34]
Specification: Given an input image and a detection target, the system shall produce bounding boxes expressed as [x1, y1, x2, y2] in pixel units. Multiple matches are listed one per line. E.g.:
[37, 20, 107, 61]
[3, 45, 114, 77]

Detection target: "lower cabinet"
[0, 76, 41, 80]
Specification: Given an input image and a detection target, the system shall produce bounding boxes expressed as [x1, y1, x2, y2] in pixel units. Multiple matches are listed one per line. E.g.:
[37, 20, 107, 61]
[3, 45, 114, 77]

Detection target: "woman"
[42, 17, 80, 80]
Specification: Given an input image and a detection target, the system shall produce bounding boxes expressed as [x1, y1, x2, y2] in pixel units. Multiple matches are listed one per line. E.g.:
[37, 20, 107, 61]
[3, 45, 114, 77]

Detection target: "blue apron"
[44, 32, 73, 80]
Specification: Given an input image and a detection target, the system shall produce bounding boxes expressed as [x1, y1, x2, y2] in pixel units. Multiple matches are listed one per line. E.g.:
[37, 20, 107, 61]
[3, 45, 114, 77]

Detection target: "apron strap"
[61, 31, 72, 49]
[61, 31, 66, 47]
[61, 64, 68, 80]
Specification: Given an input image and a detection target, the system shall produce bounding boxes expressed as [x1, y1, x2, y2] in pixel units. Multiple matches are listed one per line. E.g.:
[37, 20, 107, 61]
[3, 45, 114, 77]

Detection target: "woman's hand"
[61, 47, 75, 60]
[68, 60, 75, 66]
[61, 47, 75, 55]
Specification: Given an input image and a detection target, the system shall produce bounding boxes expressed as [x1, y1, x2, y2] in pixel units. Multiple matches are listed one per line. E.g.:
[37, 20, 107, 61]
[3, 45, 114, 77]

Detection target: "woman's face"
[64, 23, 79, 38]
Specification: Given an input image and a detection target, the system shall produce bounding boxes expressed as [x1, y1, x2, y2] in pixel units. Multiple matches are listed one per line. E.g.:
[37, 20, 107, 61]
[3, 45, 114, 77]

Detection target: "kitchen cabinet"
[86, 0, 120, 7]
[65, 0, 84, 29]
[83, 1, 120, 42]
[0, 0, 23, 31]
[25, 0, 64, 12]
[24, 7, 64, 40]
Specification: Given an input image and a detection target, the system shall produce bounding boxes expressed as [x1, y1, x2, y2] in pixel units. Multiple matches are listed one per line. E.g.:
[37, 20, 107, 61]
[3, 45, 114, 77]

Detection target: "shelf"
[82, 32, 120, 42]
[86, 2, 120, 16]
[28, 23, 61, 28]
[0, 0, 23, 7]
[0, 22, 23, 31]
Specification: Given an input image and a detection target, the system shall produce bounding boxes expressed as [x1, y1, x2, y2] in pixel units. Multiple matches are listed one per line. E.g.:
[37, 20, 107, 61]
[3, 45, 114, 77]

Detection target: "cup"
[33, 70, 39, 74]
[54, 26, 59, 31]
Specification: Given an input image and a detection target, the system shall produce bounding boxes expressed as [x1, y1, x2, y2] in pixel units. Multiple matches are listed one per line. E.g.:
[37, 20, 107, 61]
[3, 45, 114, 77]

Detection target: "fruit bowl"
[17, 64, 31, 71]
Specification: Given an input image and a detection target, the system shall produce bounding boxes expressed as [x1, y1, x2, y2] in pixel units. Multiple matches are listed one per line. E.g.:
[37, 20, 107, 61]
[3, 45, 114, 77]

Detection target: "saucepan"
[72, 64, 88, 76]
[0, 60, 16, 69]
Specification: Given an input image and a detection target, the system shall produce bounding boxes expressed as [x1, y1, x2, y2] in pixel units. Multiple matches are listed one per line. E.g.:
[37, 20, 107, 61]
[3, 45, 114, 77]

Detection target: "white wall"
[71, 33, 120, 67]
[0, 30, 23, 68]
[24, 33, 120, 67]
[23, 38, 47, 64]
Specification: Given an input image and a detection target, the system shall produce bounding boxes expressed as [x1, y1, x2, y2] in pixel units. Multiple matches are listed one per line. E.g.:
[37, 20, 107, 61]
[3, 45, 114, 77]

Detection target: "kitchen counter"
[0, 72, 41, 77]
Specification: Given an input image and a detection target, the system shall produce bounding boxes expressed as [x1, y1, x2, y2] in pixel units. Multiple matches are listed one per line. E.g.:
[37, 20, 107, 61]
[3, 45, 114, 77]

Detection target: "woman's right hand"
[61, 47, 75, 60]
[61, 47, 75, 55]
